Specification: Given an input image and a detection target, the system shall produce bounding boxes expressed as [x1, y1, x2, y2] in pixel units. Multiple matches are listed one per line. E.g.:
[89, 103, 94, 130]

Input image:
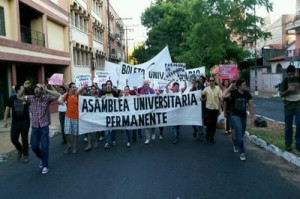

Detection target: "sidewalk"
[0, 112, 61, 157]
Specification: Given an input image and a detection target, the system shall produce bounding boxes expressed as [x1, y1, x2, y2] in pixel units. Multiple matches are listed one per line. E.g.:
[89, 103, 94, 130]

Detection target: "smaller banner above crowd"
[75, 74, 92, 89]
[218, 64, 238, 80]
[78, 91, 202, 134]
[165, 63, 186, 81]
[94, 71, 110, 86]
[48, 73, 63, 85]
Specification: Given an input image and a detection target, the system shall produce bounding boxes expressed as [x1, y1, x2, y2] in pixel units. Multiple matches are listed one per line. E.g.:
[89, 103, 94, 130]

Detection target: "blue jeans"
[173, 126, 180, 140]
[105, 130, 116, 145]
[31, 126, 49, 168]
[125, 130, 132, 143]
[284, 106, 300, 147]
[230, 115, 246, 154]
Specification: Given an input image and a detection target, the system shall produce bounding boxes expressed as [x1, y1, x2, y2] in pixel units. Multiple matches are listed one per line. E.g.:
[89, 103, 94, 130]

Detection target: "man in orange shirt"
[61, 82, 85, 154]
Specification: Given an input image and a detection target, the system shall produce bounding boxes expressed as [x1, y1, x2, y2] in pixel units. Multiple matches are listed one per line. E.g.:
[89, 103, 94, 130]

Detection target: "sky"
[110, 0, 297, 48]
[109, 0, 153, 49]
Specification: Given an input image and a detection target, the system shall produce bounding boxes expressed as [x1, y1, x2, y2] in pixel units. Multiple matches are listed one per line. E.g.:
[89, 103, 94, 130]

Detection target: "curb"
[0, 125, 61, 162]
[246, 114, 300, 167]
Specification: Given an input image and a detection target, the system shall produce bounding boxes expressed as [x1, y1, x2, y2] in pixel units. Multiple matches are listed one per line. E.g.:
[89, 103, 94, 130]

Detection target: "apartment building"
[0, 0, 70, 118]
[0, 0, 126, 118]
[68, 0, 125, 80]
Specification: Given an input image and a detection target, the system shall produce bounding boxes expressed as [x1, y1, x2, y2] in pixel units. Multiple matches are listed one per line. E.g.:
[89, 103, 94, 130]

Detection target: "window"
[71, 10, 88, 33]
[0, 6, 6, 36]
[73, 46, 90, 67]
[93, 27, 103, 43]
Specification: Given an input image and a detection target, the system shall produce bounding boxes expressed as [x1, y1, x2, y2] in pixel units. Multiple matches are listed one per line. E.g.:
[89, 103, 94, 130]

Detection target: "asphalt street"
[0, 126, 299, 199]
[252, 96, 284, 122]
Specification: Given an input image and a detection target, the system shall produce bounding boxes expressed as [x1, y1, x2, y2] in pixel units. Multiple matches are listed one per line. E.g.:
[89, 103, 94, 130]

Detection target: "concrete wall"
[250, 69, 282, 93]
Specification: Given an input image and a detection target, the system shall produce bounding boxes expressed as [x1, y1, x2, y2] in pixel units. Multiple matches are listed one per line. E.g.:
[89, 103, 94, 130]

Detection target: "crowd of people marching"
[3, 75, 255, 174]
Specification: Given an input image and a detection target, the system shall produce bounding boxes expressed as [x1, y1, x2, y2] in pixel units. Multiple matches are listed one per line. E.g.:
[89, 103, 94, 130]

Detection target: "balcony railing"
[20, 26, 45, 47]
[286, 49, 300, 58]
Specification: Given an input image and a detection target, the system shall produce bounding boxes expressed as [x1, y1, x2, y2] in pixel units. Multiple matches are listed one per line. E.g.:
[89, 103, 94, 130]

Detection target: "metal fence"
[20, 26, 45, 47]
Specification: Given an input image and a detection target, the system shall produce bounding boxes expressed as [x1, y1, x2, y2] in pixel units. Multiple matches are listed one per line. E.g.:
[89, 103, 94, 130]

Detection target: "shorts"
[64, 117, 78, 135]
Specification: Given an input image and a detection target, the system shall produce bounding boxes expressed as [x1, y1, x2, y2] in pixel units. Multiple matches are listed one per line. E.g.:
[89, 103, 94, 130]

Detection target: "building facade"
[0, 0, 126, 119]
[0, 0, 71, 118]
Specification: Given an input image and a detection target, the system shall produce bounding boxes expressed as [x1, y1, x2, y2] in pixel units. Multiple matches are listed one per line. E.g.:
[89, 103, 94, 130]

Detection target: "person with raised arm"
[223, 79, 254, 161]
[17, 80, 60, 174]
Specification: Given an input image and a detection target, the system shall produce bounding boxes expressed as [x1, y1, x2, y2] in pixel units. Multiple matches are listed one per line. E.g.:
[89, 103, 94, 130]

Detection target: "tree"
[132, 0, 273, 70]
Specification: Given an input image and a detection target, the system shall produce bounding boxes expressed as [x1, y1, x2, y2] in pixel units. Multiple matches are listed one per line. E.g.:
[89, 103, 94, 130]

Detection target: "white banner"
[127, 72, 144, 88]
[79, 91, 202, 134]
[186, 67, 205, 81]
[105, 46, 172, 89]
[75, 74, 92, 89]
[104, 61, 120, 86]
[165, 63, 186, 81]
[94, 71, 110, 86]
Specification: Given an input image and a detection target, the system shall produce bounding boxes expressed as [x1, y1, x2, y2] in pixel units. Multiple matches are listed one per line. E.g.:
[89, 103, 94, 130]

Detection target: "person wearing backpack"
[3, 84, 30, 164]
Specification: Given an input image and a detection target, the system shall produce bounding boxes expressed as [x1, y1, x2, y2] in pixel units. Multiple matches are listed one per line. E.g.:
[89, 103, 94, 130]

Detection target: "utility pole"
[107, 0, 111, 61]
[254, 3, 258, 95]
[125, 26, 134, 63]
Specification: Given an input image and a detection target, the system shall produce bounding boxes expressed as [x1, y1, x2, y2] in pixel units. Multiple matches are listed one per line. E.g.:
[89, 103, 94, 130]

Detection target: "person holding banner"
[139, 80, 156, 144]
[166, 80, 187, 144]
[101, 80, 119, 149]
[201, 76, 223, 143]
[221, 79, 231, 135]
[190, 76, 206, 140]
[122, 85, 133, 147]
[57, 85, 68, 144]
[84, 85, 101, 151]
[17, 81, 60, 174]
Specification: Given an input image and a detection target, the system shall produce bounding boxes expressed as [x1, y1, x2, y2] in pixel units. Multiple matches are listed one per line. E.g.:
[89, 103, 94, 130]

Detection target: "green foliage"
[132, 0, 273, 72]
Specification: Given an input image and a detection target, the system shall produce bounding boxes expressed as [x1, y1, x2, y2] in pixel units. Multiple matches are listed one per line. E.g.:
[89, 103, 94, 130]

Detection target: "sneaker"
[224, 131, 228, 135]
[104, 143, 110, 149]
[151, 134, 156, 140]
[99, 136, 104, 141]
[84, 137, 88, 142]
[144, 139, 150, 144]
[72, 147, 77, 154]
[41, 167, 49, 175]
[126, 142, 131, 147]
[84, 147, 91, 152]
[240, 153, 246, 161]
[285, 145, 292, 152]
[39, 161, 43, 169]
[23, 155, 29, 164]
[173, 138, 178, 144]
[112, 141, 116, 146]
[159, 135, 163, 140]
[233, 146, 239, 153]
[64, 147, 72, 155]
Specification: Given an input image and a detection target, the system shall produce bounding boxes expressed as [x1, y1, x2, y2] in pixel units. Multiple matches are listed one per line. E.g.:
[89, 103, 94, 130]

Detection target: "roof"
[268, 55, 286, 62]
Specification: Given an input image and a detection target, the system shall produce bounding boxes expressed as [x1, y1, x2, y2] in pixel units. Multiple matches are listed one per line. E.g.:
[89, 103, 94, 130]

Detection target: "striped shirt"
[26, 95, 55, 128]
